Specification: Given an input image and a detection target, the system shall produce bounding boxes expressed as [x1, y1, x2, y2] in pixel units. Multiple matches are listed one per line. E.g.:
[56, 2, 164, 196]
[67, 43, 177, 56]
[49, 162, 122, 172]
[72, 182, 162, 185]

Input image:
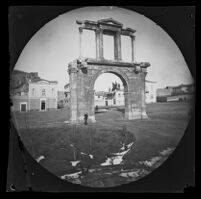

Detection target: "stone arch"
[68, 18, 150, 124]
[90, 67, 130, 92]
[89, 68, 130, 122]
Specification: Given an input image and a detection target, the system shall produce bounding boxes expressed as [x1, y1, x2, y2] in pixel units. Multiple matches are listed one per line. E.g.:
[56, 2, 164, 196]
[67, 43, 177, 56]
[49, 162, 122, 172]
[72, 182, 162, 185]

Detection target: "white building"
[94, 91, 106, 107]
[64, 83, 70, 107]
[145, 80, 157, 104]
[94, 89, 125, 107]
[11, 70, 58, 112]
[114, 89, 125, 106]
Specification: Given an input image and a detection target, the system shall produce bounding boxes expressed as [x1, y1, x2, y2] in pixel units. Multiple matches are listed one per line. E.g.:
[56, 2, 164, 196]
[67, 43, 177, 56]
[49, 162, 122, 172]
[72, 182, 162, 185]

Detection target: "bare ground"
[11, 102, 193, 187]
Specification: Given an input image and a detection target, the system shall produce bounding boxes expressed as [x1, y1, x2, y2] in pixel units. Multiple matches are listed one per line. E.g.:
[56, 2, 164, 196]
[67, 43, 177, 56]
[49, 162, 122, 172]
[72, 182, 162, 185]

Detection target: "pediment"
[98, 18, 123, 26]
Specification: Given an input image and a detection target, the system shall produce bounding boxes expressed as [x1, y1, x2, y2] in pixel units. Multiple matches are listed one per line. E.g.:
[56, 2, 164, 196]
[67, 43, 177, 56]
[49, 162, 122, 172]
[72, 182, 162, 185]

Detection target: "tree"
[117, 83, 120, 90]
[112, 82, 118, 92]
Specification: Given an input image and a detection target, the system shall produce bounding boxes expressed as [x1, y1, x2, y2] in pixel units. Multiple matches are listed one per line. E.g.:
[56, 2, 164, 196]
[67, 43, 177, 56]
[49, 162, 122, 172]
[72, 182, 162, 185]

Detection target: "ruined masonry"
[68, 18, 150, 124]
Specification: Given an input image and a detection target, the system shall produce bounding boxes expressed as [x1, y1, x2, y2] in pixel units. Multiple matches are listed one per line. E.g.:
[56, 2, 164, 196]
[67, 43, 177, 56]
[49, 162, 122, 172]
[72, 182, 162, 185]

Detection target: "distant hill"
[10, 70, 28, 95]
[10, 70, 40, 95]
[10, 70, 58, 95]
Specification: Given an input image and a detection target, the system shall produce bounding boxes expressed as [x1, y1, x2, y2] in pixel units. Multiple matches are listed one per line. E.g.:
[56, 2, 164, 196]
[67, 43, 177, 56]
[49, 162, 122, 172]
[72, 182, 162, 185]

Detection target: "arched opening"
[121, 35, 132, 62]
[82, 29, 96, 58]
[103, 35, 114, 60]
[92, 70, 129, 122]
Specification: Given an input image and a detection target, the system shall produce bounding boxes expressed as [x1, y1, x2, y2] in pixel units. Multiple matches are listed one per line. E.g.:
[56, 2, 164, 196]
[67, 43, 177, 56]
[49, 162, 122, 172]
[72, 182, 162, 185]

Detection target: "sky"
[14, 6, 194, 91]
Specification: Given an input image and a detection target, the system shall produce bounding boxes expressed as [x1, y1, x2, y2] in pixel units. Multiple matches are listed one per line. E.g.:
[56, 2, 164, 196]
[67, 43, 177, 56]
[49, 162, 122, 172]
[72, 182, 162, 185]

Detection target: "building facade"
[94, 89, 125, 107]
[145, 80, 157, 103]
[167, 84, 194, 102]
[57, 91, 65, 108]
[94, 91, 106, 107]
[64, 83, 70, 107]
[11, 70, 58, 112]
[156, 83, 194, 102]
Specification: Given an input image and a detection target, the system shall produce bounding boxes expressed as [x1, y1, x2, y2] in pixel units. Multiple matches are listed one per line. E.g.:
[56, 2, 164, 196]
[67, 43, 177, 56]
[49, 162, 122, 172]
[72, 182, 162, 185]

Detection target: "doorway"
[40, 99, 46, 111]
[105, 101, 108, 106]
[20, 102, 27, 112]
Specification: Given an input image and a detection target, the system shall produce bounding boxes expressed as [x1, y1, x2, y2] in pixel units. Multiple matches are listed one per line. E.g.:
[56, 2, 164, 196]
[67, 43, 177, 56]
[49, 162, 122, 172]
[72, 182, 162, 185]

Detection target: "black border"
[5, 5, 196, 194]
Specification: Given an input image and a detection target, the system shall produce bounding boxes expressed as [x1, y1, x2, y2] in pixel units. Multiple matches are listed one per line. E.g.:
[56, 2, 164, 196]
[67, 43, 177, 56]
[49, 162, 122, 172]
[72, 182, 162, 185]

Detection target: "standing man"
[84, 113, 88, 125]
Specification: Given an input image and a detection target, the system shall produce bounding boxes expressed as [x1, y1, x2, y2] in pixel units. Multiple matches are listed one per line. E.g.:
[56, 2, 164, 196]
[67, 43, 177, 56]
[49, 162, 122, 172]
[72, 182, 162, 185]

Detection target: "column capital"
[130, 35, 135, 40]
[95, 28, 100, 33]
[134, 65, 141, 74]
[95, 28, 103, 34]
[68, 68, 79, 74]
[141, 68, 148, 76]
[79, 27, 83, 32]
[68, 61, 79, 74]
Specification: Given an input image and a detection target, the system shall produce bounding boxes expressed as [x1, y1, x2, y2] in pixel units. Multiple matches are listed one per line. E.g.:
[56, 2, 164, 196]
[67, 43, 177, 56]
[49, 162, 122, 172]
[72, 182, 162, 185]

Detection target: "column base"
[70, 112, 78, 124]
[125, 110, 148, 120]
[88, 115, 96, 123]
[77, 115, 96, 124]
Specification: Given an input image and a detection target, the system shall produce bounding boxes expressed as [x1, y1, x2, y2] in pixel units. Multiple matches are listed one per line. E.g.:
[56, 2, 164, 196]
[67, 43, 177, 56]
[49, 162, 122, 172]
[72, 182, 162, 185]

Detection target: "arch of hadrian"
[68, 18, 150, 124]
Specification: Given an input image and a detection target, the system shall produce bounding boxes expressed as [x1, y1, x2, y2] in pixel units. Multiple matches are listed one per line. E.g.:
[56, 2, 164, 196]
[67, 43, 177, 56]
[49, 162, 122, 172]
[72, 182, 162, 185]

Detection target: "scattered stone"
[36, 155, 45, 163]
[120, 143, 125, 150]
[88, 169, 96, 173]
[119, 170, 140, 178]
[160, 147, 174, 156]
[70, 160, 81, 167]
[80, 152, 94, 159]
[139, 156, 161, 167]
[61, 171, 82, 180]
[72, 179, 82, 184]
[101, 142, 134, 166]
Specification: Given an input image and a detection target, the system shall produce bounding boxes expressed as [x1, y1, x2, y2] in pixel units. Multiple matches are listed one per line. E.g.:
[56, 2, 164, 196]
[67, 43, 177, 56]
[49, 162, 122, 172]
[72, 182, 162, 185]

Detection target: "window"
[105, 101, 108, 106]
[20, 102, 27, 112]
[42, 89, 46, 96]
[113, 99, 116, 105]
[32, 88, 35, 96]
[40, 100, 46, 111]
[52, 88, 54, 95]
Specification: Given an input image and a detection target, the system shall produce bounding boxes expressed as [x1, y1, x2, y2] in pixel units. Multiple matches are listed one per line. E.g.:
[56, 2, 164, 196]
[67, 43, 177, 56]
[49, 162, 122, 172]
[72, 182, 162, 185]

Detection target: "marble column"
[140, 69, 148, 118]
[95, 29, 100, 59]
[79, 27, 83, 59]
[69, 66, 79, 124]
[131, 35, 135, 62]
[95, 29, 103, 60]
[99, 29, 104, 59]
[89, 89, 96, 123]
[114, 31, 122, 61]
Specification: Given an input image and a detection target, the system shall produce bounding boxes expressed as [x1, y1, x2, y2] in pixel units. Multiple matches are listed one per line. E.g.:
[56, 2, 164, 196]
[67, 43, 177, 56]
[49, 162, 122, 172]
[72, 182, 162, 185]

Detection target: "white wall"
[145, 83, 157, 103]
[29, 82, 58, 98]
[114, 90, 125, 106]
[94, 90, 125, 107]
[29, 81, 58, 109]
